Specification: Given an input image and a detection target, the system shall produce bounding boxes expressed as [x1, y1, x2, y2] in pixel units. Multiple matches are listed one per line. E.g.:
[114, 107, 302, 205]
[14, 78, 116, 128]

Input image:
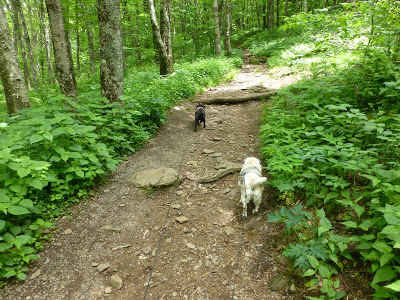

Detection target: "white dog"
[239, 157, 267, 218]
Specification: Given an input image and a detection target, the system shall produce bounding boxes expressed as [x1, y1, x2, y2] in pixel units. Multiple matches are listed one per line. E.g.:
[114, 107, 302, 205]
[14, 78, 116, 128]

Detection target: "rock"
[202, 149, 214, 154]
[30, 269, 41, 280]
[97, 263, 110, 273]
[268, 273, 292, 291]
[110, 274, 123, 290]
[224, 227, 235, 236]
[186, 243, 196, 250]
[129, 168, 180, 188]
[91, 262, 99, 267]
[245, 252, 252, 257]
[104, 287, 112, 294]
[212, 137, 221, 141]
[171, 204, 181, 209]
[175, 216, 189, 224]
[63, 228, 72, 235]
[221, 188, 231, 194]
[211, 153, 222, 157]
[99, 225, 122, 232]
[215, 157, 227, 170]
[175, 191, 184, 196]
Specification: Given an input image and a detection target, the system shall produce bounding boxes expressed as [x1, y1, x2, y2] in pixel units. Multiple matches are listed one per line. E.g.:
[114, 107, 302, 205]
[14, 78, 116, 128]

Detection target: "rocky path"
[1, 59, 301, 300]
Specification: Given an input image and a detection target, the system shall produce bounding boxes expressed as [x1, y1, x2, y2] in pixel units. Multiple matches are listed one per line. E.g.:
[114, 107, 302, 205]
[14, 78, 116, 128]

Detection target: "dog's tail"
[255, 177, 267, 186]
[245, 177, 267, 197]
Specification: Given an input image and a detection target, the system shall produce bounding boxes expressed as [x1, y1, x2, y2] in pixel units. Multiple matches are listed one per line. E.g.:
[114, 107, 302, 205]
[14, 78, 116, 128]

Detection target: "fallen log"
[200, 90, 277, 105]
[197, 164, 241, 183]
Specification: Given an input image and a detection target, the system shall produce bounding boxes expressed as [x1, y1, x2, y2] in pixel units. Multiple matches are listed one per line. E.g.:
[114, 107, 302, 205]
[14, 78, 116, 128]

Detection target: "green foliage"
[0, 56, 239, 285]
[267, 204, 312, 232]
[251, 1, 400, 298]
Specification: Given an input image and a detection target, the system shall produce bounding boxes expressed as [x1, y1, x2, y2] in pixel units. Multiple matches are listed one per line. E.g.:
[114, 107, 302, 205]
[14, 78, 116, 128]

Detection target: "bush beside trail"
[0, 56, 241, 286]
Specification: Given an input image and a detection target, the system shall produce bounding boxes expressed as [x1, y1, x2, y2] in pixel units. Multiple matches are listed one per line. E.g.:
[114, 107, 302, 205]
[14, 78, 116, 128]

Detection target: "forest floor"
[1, 52, 304, 300]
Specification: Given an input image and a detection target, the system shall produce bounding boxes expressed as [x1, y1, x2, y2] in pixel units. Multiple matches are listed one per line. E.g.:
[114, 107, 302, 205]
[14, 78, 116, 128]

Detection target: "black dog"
[194, 104, 206, 132]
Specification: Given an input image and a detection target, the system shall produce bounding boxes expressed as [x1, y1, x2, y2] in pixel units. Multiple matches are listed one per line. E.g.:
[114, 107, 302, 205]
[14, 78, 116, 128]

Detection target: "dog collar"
[196, 106, 205, 111]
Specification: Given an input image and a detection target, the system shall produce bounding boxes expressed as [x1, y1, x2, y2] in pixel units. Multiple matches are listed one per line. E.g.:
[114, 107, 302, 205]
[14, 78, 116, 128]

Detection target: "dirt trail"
[1, 56, 301, 300]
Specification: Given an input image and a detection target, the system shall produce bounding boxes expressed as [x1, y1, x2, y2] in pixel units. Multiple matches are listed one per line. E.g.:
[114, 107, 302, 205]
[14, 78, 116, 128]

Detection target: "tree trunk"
[285, 0, 289, 16]
[13, 0, 38, 89]
[97, 0, 124, 102]
[262, 1, 267, 29]
[0, 5, 31, 114]
[192, 0, 199, 55]
[304, 0, 307, 13]
[276, 0, 280, 27]
[159, 0, 173, 74]
[46, 0, 77, 100]
[213, 0, 221, 56]
[148, 0, 173, 75]
[62, 5, 77, 91]
[224, 0, 232, 57]
[39, 0, 55, 84]
[11, 0, 31, 89]
[75, 1, 80, 75]
[267, 0, 274, 30]
[86, 26, 96, 75]
[134, 4, 142, 64]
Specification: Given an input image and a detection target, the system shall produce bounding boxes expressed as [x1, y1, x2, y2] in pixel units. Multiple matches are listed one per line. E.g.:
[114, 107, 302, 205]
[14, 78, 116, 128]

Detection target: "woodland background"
[1, 0, 400, 299]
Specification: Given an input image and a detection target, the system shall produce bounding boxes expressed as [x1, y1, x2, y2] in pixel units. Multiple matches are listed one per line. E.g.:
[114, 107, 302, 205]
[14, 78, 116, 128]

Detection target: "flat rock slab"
[129, 168, 180, 188]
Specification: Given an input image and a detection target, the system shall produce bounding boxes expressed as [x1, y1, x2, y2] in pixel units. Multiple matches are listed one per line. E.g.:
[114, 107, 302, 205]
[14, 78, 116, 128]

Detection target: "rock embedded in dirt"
[202, 149, 214, 154]
[186, 243, 196, 249]
[63, 228, 72, 235]
[224, 227, 235, 236]
[129, 167, 180, 188]
[268, 273, 292, 291]
[171, 204, 181, 209]
[99, 225, 122, 232]
[110, 274, 123, 290]
[175, 216, 189, 224]
[97, 263, 110, 273]
[215, 157, 227, 170]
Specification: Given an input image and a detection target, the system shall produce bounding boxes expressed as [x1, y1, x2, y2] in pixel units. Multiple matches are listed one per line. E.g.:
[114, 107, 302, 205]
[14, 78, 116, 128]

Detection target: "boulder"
[129, 168, 180, 188]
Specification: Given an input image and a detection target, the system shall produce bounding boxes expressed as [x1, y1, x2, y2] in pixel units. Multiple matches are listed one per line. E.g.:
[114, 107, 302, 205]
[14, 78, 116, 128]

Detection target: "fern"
[283, 243, 329, 271]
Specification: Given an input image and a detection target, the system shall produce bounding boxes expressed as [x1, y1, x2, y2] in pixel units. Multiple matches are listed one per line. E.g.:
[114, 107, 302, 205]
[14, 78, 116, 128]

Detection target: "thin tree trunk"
[62, 5, 77, 90]
[213, 0, 221, 56]
[11, 0, 31, 89]
[14, 0, 38, 88]
[224, 0, 232, 57]
[39, 0, 55, 83]
[46, 0, 77, 100]
[262, 1, 267, 29]
[148, 0, 173, 74]
[192, 0, 199, 55]
[285, 0, 288, 16]
[159, 0, 173, 74]
[97, 0, 124, 102]
[133, 4, 142, 64]
[267, 0, 274, 30]
[276, 0, 280, 27]
[75, 1, 80, 74]
[0, 5, 31, 114]
[304, 0, 307, 13]
[86, 26, 96, 74]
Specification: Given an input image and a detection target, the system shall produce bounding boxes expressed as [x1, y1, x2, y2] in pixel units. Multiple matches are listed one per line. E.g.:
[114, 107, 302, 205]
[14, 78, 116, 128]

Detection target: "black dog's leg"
[203, 119, 206, 128]
[194, 119, 197, 132]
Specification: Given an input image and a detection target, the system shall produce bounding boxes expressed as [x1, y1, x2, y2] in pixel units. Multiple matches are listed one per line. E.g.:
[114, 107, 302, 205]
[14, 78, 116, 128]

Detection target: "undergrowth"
[256, 2, 400, 299]
[0, 56, 241, 286]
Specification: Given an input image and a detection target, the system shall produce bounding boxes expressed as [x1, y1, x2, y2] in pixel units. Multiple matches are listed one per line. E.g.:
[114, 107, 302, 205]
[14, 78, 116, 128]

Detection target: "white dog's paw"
[252, 208, 259, 214]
